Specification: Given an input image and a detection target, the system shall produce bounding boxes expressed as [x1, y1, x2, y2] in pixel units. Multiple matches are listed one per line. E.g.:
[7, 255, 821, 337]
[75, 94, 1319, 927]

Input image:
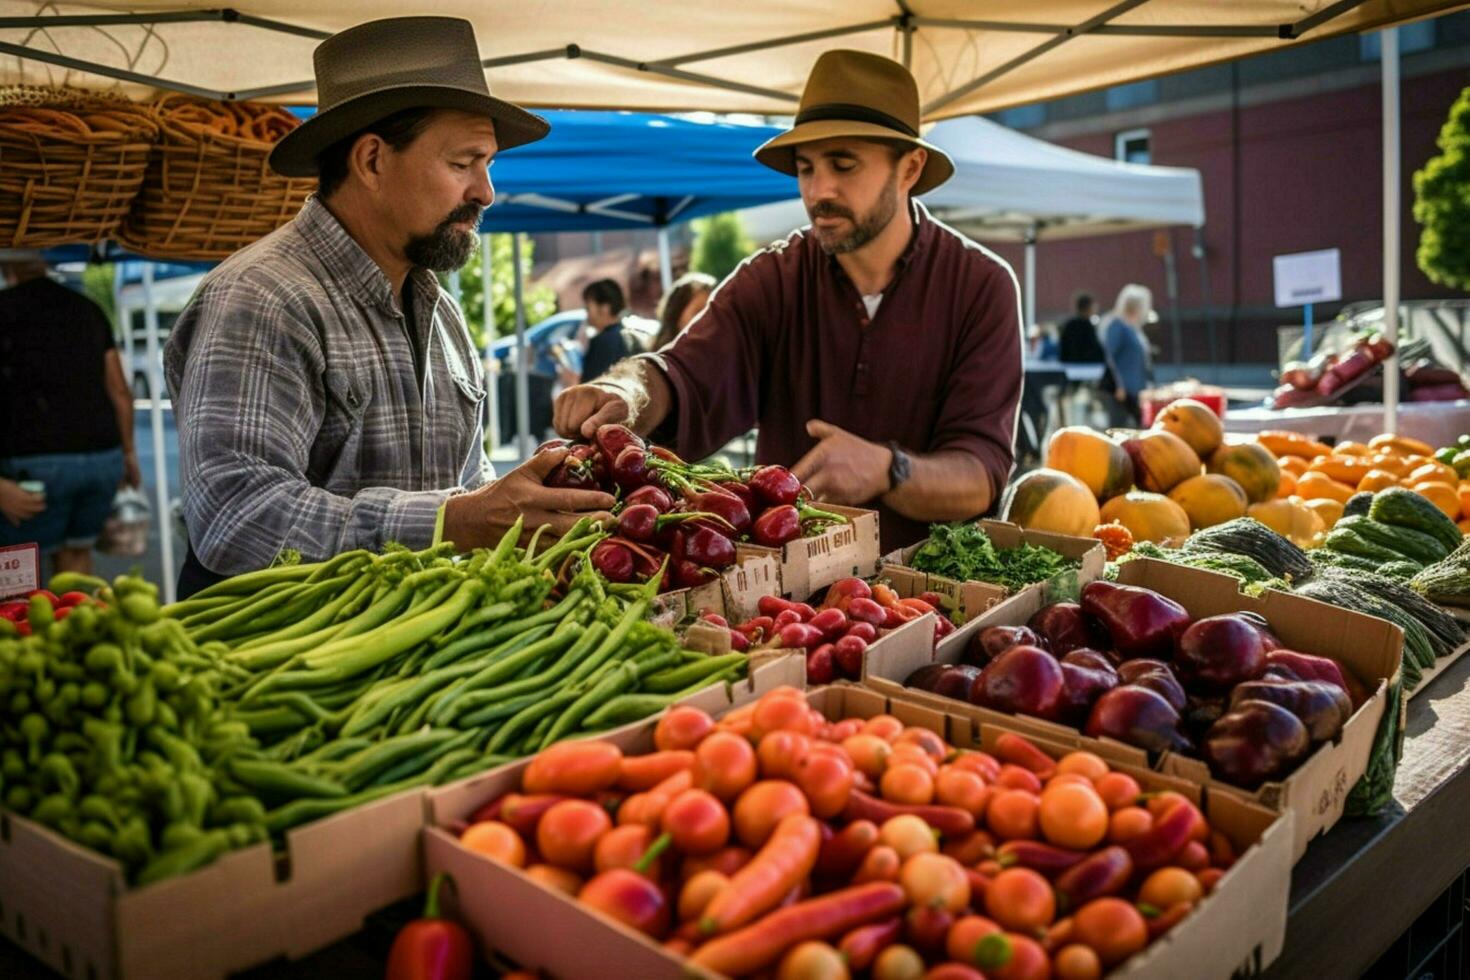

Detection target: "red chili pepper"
[385, 872, 473, 980]
[57, 591, 92, 608]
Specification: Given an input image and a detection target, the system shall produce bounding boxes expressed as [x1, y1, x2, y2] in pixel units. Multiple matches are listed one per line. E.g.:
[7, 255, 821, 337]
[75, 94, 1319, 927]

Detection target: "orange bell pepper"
[1296, 470, 1356, 504]
[1308, 454, 1372, 486]
[1413, 481, 1462, 521]
[1369, 433, 1434, 457]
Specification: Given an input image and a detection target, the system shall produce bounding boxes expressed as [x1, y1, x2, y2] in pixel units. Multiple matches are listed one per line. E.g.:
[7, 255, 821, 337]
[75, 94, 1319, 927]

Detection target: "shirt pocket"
[312, 367, 371, 491]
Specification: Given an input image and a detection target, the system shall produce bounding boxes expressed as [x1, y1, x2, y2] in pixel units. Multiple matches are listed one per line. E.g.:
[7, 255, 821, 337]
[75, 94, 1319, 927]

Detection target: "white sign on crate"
[1273, 248, 1342, 308]
[0, 543, 40, 600]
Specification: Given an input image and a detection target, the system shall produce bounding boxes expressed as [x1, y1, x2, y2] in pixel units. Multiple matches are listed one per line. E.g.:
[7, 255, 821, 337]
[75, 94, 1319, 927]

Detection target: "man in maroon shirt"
[554, 50, 1023, 552]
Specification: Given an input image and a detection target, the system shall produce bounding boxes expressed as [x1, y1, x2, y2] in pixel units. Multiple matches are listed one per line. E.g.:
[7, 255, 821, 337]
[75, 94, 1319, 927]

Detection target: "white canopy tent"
[737, 115, 1206, 333]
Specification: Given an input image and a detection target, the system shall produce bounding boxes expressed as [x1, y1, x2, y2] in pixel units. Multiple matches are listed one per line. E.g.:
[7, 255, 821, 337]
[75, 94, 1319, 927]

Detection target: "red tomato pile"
[0, 589, 103, 637]
[456, 687, 1238, 979]
[704, 580, 958, 683]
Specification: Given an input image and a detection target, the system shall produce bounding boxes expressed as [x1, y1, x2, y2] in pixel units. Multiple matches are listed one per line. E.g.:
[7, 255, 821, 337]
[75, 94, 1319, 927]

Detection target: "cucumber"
[1333, 515, 1448, 565]
[1369, 487, 1463, 553]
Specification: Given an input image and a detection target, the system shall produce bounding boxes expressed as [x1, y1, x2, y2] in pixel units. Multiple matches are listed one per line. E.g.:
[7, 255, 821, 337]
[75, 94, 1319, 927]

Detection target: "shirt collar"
[296, 196, 440, 315]
[822, 197, 933, 282]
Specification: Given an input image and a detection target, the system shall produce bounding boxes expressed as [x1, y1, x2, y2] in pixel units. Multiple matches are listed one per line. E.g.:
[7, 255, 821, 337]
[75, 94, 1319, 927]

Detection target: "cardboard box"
[883, 519, 1106, 612]
[0, 650, 803, 980]
[648, 549, 781, 631]
[424, 684, 1291, 980]
[865, 559, 1400, 862]
[750, 504, 881, 601]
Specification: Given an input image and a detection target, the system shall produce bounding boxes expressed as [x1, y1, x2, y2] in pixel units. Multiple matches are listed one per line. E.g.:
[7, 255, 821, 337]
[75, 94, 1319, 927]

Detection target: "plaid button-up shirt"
[165, 197, 491, 575]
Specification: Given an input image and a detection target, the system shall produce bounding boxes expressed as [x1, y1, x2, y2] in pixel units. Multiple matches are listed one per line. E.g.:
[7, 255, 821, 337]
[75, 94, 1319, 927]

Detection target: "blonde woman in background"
[1102, 283, 1154, 427]
[652, 272, 716, 351]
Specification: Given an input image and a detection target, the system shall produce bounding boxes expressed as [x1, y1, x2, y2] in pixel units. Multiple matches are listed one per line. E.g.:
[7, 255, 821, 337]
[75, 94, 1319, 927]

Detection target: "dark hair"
[1073, 291, 1095, 314]
[315, 107, 439, 198]
[653, 272, 717, 350]
[582, 278, 626, 314]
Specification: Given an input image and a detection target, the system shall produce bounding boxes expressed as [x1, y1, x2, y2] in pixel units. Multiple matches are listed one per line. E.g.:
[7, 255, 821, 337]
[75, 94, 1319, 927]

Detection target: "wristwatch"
[887, 442, 913, 492]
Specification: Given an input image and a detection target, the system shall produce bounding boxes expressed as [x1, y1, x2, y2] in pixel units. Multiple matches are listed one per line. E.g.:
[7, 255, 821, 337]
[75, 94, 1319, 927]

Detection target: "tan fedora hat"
[754, 50, 953, 195]
[268, 16, 550, 178]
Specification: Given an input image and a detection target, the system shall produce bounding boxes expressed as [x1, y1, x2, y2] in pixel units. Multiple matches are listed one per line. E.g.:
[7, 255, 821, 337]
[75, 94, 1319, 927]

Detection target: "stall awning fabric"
[738, 115, 1205, 244]
[1, 1, 1464, 118]
[477, 111, 790, 232]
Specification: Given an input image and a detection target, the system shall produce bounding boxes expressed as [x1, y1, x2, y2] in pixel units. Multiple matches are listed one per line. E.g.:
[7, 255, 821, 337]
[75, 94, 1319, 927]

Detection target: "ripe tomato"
[752, 692, 819, 739]
[758, 730, 813, 780]
[776, 941, 847, 980]
[880, 814, 939, 859]
[854, 844, 903, 883]
[946, 914, 1002, 964]
[654, 705, 715, 752]
[1038, 782, 1109, 850]
[525, 863, 582, 896]
[460, 821, 526, 867]
[693, 731, 758, 801]
[733, 780, 810, 848]
[662, 788, 731, 855]
[881, 763, 935, 806]
[1139, 867, 1204, 909]
[1054, 943, 1103, 980]
[950, 751, 1002, 783]
[1072, 898, 1148, 966]
[1093, 771, 1142, 812]
[594, 823, 662, 878]
[995, 765, 1043, 794]
[888, 743, 941, 777]
[677, 869, 728, 922]
[537, 799, 612, 873]
[796, 749, 855, 819]
[895, 726, 948, 761]
[984, 868, 1056, 932]
[985, 789, 1039, 841]
[934, 767, 989, 817]
[1055, 751, 1109, 782]
[842, 734, 892, 779]
[873, 943, 926, 980]
[899, 852, 970, 913]
[862, 714, 906, 742]
[1108, 806, 1153, 844]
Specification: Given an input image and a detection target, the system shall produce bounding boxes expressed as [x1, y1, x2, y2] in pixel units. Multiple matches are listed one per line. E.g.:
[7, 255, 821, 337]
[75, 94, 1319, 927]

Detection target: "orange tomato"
[946, 915, 1003, 963]
[525, 863, 582, 896]
[758, 730, 812, 780]
[982, 933, 1050, 980]
[1108, 806, 1153, 844]
[873, 944, 927, 980]
[733, 780, 810, 848]
[693, 731, 758, 801]
[1072, 898, 1148, 966]
[536, 799, 612, 873]
[888, 743, 941, 777]
[984, 868, 1056, 931]
[950, 751, 1003, 783]
[460, 821, 526, 867]
[863, 714, 906, 742]
[827, 718, 864, 741]
[662, 788, 731, 855]
[880, 814, 939, 859]
[1196, 867, 1226, 893]
[680, 845, 751, 881]
[854, 844, 903, 883]
[678, 869, 729, 922]
[653, 705, 715, 751]
[935, 767, 990, 817]
[1139, 867, 1204, 908]
[1046, 773, 1095, 790]
[1054, 943, 1103, 980]
[1056, 752, 1109, 782]
[776, 941, 848, 980]
[795, 749, 855, 819]
[1038, 782, 1109, 850]
[882, 763, 936, 805]
[1145, 791, 1191, 820]
[986, 789, 1040, 841]
[594, 823, 663, 878]
[843, 734, 892, 778]
[995, 765, 1043, 794]
[1296, 470, 1356, 504]
[895, 727, 949, 762]
[900, 852, 971, 913]
[1093, 771, 1142, 811]
[943, 829, 997, 866]
[1356, 468, 1400, 493]
[752, 692, 819, 739]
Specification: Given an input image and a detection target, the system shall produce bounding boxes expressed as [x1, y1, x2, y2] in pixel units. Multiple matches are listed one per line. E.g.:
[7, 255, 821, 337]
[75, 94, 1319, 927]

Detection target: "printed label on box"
[0, 543, 39, 600]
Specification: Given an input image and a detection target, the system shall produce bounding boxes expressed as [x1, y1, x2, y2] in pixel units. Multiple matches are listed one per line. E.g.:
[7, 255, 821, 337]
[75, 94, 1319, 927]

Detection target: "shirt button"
[859, 317, 869, 326]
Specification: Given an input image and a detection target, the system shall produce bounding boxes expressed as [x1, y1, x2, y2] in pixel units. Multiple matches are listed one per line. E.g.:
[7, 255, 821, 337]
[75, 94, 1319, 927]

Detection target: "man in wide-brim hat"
[166, 16, 613, 598]
[555, 50, 1024, 552]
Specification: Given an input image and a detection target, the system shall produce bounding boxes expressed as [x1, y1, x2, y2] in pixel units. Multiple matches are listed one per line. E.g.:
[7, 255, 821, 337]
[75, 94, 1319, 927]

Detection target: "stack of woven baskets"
[0, 88, 315, 260]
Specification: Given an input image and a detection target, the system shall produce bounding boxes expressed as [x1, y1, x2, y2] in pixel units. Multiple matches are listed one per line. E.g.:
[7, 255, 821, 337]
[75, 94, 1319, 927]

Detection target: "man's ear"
[349, 133, 386, 193]
[900, 147, 927, 193]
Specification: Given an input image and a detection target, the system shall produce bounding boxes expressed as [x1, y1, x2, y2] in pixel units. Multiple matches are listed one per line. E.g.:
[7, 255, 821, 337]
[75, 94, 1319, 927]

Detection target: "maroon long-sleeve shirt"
[643, 200, 1024, 552]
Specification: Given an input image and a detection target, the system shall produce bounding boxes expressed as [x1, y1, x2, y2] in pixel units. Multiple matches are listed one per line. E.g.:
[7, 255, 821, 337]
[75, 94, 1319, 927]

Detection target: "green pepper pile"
[1, 518, 748, 886]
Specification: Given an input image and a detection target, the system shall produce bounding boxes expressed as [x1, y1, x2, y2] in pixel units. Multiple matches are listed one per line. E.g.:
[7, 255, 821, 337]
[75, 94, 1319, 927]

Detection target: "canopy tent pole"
[511, 232, 532, 458]
[1022, 227, 1037, 335]
[141, 264, 175, 604]
[1382, 27, 1401, 435]
[480, 232, 500, 453]
[657, 227, 674, 293]
[1192, 228, 1219, 382]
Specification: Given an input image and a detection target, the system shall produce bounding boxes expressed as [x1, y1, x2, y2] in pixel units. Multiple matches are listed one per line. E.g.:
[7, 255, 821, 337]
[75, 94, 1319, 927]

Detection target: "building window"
[1115, 128, 1151, 165]
[1360, 21, 1435, 60]
[1105, 79, 1159, 112]
[995, 104, 1045, 129]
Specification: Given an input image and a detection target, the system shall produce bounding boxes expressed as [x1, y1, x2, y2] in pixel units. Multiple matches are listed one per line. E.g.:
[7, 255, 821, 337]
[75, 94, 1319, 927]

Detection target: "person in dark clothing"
[1058, 292, 1105, 364]
[0, 257, 140, 575]
[579, 279, 644, 383]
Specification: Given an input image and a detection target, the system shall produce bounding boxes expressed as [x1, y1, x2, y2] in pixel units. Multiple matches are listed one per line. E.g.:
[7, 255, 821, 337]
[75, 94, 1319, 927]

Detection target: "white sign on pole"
[1273, 248, 1342, 308]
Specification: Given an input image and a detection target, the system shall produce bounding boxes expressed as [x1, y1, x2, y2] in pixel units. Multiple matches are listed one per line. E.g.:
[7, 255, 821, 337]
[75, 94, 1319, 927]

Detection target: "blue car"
[488, 309, 659, 379]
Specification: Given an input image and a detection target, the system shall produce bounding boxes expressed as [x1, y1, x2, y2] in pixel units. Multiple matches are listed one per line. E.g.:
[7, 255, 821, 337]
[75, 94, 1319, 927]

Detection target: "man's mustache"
[808, 202, 854, 221]
[442, 204, 484, 229]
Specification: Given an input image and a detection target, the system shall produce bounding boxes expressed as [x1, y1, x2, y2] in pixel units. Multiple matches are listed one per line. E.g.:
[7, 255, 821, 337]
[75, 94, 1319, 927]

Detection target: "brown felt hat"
[754, 50, 953, 195]
[268, 16, 550, 177]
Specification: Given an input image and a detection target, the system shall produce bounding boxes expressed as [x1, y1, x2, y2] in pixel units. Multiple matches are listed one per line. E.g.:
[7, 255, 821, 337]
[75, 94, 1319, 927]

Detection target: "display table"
[6, 657, 1470, 980]
[1225, 400, 1470, 449]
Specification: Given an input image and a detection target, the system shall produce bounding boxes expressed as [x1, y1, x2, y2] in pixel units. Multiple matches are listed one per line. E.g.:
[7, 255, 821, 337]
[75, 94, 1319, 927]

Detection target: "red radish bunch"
[545, 425, 848, 591]
[704, 580, 958, 683]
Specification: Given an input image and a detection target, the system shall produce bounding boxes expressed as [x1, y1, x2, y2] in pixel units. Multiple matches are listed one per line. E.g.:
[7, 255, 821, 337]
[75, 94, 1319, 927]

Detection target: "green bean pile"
[0, 520, 748, 885]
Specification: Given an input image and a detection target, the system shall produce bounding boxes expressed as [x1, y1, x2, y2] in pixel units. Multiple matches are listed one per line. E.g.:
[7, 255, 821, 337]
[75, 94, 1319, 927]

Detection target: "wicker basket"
[0, 87, 158, 248]
[118, 95, 315, 261]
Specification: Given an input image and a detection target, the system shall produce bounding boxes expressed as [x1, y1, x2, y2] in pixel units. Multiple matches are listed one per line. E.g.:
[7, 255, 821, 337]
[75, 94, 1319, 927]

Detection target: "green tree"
[449, 233, 558, 351]
[1413, 86, 1470, 291]
[81, 263, 116, 325]
[690, 211, 754, 283]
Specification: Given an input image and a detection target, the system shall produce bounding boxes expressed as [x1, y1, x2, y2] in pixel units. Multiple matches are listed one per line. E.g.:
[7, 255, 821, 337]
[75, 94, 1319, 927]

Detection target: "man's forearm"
[593, 357, 674, 436]
[882, 450, 995, 523]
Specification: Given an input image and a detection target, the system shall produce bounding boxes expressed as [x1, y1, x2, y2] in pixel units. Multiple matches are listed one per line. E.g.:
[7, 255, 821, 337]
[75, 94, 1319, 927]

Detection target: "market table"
[1224, 400, 1470, 450]
[6, 654, 1470, 980]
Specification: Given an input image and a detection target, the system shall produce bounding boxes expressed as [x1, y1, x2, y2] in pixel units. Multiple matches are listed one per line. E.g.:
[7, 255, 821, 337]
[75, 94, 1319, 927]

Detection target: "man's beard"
[809, 171, 900, 255]
[405, 204, 483, 271]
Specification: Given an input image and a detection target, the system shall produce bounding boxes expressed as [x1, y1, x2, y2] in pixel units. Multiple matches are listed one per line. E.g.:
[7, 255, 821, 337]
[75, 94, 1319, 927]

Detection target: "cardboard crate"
[424, 683, 1291, 980]
[0, 648, 802, 980]
[864, 559, 1400, 862]
[648, 548, 781, 630]
[750, 504, 881, 601]
[883, 519, 1106, 612]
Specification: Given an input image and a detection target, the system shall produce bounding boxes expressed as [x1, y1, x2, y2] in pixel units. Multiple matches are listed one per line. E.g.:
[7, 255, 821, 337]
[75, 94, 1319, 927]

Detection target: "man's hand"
[791, 420, 892, 506]
[553, 384, 630, 440]
[123, 450, 142, 489]
[442, 449, 615, 550]
[0, 478, 46, 527]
